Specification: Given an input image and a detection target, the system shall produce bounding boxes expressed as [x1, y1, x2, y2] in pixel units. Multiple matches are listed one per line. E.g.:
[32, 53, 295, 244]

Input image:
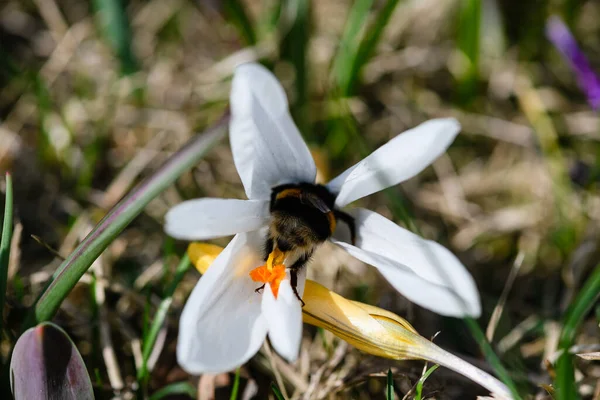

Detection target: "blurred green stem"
[347, 0, 401, 96]
[23, 114, 229, 330]
[92, 0, 139, 75]
[279, 0, 311, 133]
[333, 0, 402, 96]
[332, 0, 373, 96]
[224, 0, 257, 45]
[514, 73, 579, 250]
[555, 264, 600, 400]
[456, 0, 481, 102]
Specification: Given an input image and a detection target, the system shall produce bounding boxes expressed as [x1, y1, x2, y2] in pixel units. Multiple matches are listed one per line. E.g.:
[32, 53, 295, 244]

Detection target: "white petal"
[177, 232, 268, 374]
[327, 118, 461, 207]
[262, 279, 303, 362]
[332, 208, 481, 317]
[229, 63, 316, 199]
[165, 198, 270, 240]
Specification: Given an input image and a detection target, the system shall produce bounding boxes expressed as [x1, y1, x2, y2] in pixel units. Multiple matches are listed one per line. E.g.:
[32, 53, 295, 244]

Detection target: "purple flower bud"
[546, 16, 600, 110]
[10, 322, 94, 400]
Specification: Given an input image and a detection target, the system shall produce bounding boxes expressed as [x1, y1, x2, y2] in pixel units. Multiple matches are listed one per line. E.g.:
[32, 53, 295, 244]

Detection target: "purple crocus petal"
[546, 16, 600, 110]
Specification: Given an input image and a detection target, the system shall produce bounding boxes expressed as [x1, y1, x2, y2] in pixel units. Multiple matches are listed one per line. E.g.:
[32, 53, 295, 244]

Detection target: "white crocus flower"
[166, 63, 481, 374]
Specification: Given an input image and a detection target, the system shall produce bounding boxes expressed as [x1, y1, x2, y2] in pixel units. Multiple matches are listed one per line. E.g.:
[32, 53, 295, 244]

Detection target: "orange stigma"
[249, 248, 286, 297]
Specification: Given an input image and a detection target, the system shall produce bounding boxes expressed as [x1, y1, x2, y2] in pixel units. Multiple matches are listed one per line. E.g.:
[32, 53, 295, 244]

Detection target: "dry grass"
[1, 0, 600, 399]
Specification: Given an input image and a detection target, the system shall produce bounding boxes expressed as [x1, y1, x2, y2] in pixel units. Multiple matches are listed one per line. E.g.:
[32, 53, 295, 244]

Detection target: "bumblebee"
[256, 183, 356, 305]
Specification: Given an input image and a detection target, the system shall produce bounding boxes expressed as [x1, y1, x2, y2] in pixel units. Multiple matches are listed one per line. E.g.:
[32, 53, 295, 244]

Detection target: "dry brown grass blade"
[263, 340, 290, 400]
[577, 352, 600, 360]
[302, 341, 348, 400]
[486, 252, 525, 342]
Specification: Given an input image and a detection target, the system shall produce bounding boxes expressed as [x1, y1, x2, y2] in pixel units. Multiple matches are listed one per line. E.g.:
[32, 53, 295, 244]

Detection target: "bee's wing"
[301, 193, 331, 213]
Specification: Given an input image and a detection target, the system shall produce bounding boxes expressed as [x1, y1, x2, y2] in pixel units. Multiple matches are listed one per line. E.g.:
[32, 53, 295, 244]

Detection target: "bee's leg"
[289, 251, 313, 307]
[289, 269, 305, 307]
[334, 210, 356, 245]
[255, 284, 265, 294]
[263, 236, 274, 261]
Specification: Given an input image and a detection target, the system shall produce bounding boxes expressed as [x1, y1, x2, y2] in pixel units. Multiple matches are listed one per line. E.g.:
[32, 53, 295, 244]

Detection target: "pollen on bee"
[265, 248, 286, 272]
[249, 264, 286, 297]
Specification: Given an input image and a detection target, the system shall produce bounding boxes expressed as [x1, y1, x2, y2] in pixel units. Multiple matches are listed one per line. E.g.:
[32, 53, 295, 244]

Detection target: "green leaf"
[92, 0, 139, 75]
[0, 173, 13, 337]
[555, 264, 600, 400]
[137, 254, 192, 383]
[414, 364, 439, 400]
[10, 322, 94, 400]
[271, 382, 285, 400]
[149, 382, 196, 400]
[386, 368, 394, 400]
[24, 114, 229, 330]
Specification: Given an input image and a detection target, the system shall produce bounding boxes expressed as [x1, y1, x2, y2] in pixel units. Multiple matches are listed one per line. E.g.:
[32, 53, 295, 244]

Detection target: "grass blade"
[24, 114, 229, 330]
[149, 382, 196, 400]
[0, 173, 13, 337]
[271, 382, 285, 400]
[332, 0, 373, 96]
[465, 317, 521, 399]
[92, 0, 139, 75]
[224, 0, 257, 45]
[386, 368, 394, 400]
[414, 365, 439, 400]
[137, 254, 192, 383]
[555, 264, 600, 400]
[332, 0, 402, 96]
[230, 367, 241, 400]
[347, 0, 401, 96]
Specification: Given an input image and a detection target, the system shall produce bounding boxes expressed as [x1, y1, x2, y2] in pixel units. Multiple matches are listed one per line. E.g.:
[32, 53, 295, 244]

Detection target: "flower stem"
[421, 339, 512, 398]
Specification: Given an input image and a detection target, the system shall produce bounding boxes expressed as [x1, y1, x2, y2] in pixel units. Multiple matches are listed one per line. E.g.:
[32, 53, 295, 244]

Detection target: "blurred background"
[1, 0, 599, 398]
